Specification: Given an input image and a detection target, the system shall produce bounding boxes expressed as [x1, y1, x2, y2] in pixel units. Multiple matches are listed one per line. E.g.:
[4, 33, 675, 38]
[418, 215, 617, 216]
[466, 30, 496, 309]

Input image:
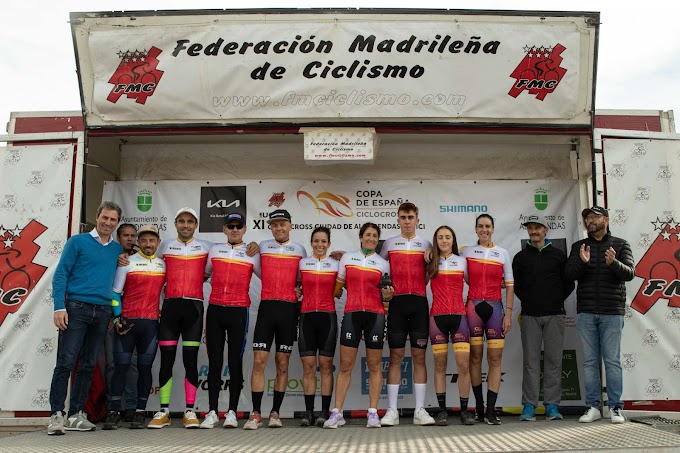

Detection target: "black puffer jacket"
[564, 231, 635, 315]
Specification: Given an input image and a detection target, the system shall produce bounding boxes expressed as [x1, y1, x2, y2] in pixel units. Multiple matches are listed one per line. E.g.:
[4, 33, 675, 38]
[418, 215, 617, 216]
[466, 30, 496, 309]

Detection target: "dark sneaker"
[300, 410, 314, 427]
[435, 410, 448, 426]
[316, 410, 330, 427]
[485, 409, 501, 425]
[129, 411, 145, 429]
[102, 411, 121, 430]
[122, 409, 135, 423]
[475, 407, 485, 424]
[460, 411, 476, 426]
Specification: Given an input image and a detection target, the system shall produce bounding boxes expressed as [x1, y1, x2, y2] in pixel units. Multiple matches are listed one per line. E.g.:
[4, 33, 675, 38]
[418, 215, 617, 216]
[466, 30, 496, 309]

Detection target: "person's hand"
[118, 253, 131, 267]
[329, 250, 346, 261]
[579, 244, 590, 263]
[604, 247, 616, 266]
[381, 285, 395, 302]
[334, 286, 344, 298]
[295, 285, 302, 300]
[502, 313, 512, 335]
[424, 248, 433, 263]
[54, 311, 68, 331]
[246, 241, 259, 257]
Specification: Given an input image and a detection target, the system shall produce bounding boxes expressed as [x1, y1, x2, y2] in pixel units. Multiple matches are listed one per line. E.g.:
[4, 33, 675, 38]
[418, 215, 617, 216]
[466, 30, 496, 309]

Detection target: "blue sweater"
[52, 233, 123, 311]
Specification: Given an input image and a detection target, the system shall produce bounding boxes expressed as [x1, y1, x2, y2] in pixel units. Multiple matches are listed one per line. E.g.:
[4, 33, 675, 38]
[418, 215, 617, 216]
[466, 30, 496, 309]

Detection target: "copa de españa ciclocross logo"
[508, 44, 567, 101]
[107, 47, 164, 105]
[297, 191, 353, 217]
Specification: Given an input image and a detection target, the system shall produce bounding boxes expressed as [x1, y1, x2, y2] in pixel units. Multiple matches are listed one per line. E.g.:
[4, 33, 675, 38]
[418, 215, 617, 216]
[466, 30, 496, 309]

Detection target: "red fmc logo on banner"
[508, 44, 567, 101]
[632, 219, 680, 314]
[0, 220, 48, 325]
[107, 47, 164, 105]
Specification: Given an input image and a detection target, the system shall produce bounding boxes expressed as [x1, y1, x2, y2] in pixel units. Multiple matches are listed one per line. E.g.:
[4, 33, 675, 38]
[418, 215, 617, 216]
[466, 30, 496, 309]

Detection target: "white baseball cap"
[175, 207, 198, 221]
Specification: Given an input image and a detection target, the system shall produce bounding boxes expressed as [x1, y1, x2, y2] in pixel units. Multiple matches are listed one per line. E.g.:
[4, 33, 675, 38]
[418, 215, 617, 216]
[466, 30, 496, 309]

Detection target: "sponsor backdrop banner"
[102, 179, 583, 414]
[72, 13, 595, 126]
[603, 138, 680, 403]
[0, 145, 75, 411]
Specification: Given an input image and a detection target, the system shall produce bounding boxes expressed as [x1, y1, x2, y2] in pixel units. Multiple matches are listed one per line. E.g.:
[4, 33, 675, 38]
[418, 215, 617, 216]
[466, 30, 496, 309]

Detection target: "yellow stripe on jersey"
[301, 270, 336, 275]
[345, 265, 382, 275]
[388, 250, 425, 255]
[432, 343, 448, 354]
[261, 254, 302, 260]
[128, 271, 165, 277]
[466, 258, 503, 266]
[487, 339, 505, 349]
[453, 343, 471, 352]
[164, 254, 206, 260]
[439, 270, 465, 275]
[212, 258, 253, 267]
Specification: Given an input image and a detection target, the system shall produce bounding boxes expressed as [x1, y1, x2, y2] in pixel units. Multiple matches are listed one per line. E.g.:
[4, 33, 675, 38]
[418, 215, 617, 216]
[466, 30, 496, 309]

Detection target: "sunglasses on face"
[225, 224, 243, 230]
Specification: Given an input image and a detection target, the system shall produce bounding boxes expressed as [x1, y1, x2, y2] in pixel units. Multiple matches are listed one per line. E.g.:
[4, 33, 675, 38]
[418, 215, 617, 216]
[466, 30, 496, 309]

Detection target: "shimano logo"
[207, 199, 241, 209]
[439, 204, 488, 213]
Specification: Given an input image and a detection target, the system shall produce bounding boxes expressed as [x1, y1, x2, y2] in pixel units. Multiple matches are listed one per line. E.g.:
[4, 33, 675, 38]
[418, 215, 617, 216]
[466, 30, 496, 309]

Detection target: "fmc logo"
[297, 191, 353, 217]
[632, 218, 680, 314]
[0, 221, 48, 326]
[107, 47, 164, 105]
[508, 44, 567, 101]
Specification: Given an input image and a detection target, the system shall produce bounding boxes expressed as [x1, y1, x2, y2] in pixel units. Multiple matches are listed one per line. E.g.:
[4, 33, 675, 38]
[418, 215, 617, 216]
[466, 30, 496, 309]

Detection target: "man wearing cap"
[565, 206, 634, 424]
[103, 225, 165, 430]
[512, 215, 574, 422]
[200, 212, 261, 429]
[244, 209, 307, 430]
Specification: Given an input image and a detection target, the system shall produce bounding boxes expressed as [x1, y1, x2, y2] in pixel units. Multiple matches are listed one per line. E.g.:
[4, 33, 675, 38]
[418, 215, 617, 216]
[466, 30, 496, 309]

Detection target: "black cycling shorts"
[340, 311, 386, 350]
[252, 300, 298, 354]
[386, 295, 429, 349]
[298, 311, 338, 357]
[158, 298, 204, 346]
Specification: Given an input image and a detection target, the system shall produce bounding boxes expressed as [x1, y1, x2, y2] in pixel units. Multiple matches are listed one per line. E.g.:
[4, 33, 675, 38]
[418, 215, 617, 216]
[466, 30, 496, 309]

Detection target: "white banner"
[72, 12, 595, 127]
[102, 178, 583, 414]
[602, 137, 680, 405]
[0, 145, 76, 411]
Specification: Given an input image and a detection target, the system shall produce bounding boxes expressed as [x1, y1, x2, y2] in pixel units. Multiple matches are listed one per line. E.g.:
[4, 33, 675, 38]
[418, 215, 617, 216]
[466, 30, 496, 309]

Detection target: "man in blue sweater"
[48, 201, 124, 435]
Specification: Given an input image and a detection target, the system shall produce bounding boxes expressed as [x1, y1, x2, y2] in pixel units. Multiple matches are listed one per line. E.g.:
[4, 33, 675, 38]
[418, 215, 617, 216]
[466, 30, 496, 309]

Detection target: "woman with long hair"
[323, 223, 394, 429]
[427, 226, 475, 426]
[460, 214, 514, 425]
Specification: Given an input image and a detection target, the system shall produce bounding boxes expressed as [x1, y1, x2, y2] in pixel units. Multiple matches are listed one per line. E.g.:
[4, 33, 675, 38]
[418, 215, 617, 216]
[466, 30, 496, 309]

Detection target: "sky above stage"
[2, 0, 679, 129]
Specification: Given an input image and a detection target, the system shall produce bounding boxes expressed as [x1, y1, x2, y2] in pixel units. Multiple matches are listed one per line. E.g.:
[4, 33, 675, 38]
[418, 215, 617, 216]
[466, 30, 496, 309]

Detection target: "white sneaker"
[47, 411, 65, 435]
[199, 410, 219, 429]
[413, 407, 436, 426]
[380, 407, 400, 426]
[579, 406, 602, 423]
[223, 410, 238, 428]
[610, 406, 625, 424]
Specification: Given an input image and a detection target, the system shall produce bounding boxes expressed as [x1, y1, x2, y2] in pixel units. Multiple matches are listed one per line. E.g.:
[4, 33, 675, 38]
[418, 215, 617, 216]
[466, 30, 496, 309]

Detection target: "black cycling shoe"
[435, 410, 448, 426]
[316, 410, 330, 427]
[460, 411, 476, 426]
[300, 410, 314, 427]
[485, 409, 502, 425]
[102, 411, 121, 430]
[122, 409, 135, 423]
[475, 407, 486, 424]
[129, 411, 145, 429]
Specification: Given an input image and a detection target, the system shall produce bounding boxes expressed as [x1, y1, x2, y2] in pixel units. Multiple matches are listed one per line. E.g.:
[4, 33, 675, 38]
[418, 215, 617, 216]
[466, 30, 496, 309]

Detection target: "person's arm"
[564, 240, 587, 281]
[502, 249, 514, 335]
[335, 254, 347, 298]
[205, 248, 215, 278]
[511, 253, 525, 302]
[246, 241, 259, 257]
[52, 237, 78, 312]
[111, 263, 129, 318]
[607, 240, 635, 281]
[559, 250, 576, 300]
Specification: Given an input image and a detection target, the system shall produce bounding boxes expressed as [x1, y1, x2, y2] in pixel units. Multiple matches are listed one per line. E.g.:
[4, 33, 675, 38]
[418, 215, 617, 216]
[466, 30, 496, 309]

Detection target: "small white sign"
[303, 128, 378, 165]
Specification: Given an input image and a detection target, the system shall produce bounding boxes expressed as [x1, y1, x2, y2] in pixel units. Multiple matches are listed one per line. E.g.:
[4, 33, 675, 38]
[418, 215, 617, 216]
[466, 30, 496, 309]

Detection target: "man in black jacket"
[565, 206, 635, 424]
[513, 215, 574, 422]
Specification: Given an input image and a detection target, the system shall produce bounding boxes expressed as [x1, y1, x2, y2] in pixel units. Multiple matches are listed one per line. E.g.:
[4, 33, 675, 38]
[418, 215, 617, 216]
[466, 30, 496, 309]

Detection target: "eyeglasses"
[225, 224, 243, 230]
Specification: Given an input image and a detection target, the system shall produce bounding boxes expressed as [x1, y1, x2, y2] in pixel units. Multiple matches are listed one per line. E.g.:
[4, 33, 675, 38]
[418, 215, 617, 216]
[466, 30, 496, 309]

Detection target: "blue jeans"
[105, 329, 138, 409]
[49, 300, 111, 416]
[576, 312, 624, 408]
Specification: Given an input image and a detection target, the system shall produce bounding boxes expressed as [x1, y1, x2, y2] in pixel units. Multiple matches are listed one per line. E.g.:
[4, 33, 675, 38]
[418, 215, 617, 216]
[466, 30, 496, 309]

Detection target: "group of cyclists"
[105, 201, 515, 430]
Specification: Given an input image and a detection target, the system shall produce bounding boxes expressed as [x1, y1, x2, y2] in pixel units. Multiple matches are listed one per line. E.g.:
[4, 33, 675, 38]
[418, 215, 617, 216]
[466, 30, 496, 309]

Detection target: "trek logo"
[107, 47, 164, 105]
[508, 44, 567, 101]
[200, 186, 247, 233]
[632, 218, 680, 314]
[0, 221, 48, 326]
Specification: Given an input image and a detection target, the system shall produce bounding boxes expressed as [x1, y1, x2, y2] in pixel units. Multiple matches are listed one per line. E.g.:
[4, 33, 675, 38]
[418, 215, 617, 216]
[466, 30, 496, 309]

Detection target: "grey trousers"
[521, 314, 565, 406]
